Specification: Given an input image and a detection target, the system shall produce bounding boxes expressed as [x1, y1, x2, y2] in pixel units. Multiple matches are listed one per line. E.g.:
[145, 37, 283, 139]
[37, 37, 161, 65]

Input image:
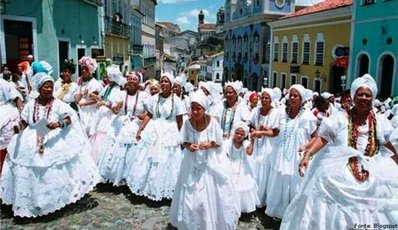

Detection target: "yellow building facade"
[269, 3, 352, 94]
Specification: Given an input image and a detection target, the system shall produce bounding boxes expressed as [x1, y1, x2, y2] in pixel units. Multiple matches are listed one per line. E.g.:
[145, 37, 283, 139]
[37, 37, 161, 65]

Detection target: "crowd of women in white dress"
[0, 56, 397, 229]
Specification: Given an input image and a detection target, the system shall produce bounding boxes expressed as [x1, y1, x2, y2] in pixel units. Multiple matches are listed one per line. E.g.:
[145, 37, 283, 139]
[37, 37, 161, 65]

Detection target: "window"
[217, 61, 220, 67]
[254, 34, 259, 64]
[281, 73, 287, 89]
[216, 73, 220, 81]
[301, 76, 308, 88]
[273, 41, 279, 62]
[282, 42, 288, 62]
[302, 34, 310, 65]
[291, 35, 298, 64]
[265, 43, 271, 63]
[315, 33, 325, 66]
[314, 79, 321, 92]
[363, 0, 375, 5]
[272, 72, 278, 88]
[290, 75, 297, 85]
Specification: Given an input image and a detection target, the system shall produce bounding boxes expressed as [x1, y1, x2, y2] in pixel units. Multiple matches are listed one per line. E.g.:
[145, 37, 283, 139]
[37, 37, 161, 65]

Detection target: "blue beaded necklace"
[281, 108, 303, 162]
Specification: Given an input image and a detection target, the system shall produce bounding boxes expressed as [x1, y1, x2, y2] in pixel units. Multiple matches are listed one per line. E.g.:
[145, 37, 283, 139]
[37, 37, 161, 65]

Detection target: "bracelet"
[59, 120, 65, 129]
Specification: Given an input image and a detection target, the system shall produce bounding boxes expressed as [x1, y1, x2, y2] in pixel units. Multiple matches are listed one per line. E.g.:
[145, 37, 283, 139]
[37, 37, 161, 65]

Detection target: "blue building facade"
[349, 0, 398, 98]
[0, 0, 101, 78]
[131, 7, 144, 71]
[223, 0, 296, 91]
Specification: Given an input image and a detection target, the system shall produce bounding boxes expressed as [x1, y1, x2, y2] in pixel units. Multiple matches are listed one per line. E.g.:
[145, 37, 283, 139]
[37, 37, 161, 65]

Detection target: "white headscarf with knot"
[233, 121, 250, 138]
[161, 72, 174, 85]
[34, 72, 54, 89]
[351, 74, 378, 102]
[261, 88, 276, 102]
[174, 73, 187, 87]
[273, 87, 282, 101]
[190, 89, 208, 111]
[225, 80, 243, 94]
[289, 84, 307, 101]
[106, 64, 125, 86]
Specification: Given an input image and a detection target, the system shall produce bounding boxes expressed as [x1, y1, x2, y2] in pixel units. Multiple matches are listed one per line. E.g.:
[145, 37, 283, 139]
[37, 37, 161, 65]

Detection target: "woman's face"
[354, 87, 372, 111]
[62, 69, 73, 83]
[81, 66, 91, 80]
[289, 88, 302, 110]
[173, 83, 182, 96]
[150, 86, 160, 95]
[191, 102, 205, 121]
[160, 76, 172, 94]
[261, 92, 271, 108]
[125, 79, 139, 94]
[39, 81, 54, 99]
[225, 86, 237, 104]
[250, 95, 259, 107]
[234, 128, 245, 142]
[341, 95, 352, 111]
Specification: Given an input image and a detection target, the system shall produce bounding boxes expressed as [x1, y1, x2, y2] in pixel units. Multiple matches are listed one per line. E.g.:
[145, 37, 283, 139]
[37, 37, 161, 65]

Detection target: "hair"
[2, 70, 12, 81]
[61, 59, 76, 74]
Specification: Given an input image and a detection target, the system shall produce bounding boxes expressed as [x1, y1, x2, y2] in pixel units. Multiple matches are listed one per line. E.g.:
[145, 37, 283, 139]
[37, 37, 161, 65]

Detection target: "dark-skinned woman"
[97, 71, 149, 186]
[0, 72, 100, 218]
[126, 72, 184, 201]
[281, 74, 398, 229]
[54, 59, 81, 112]
[264, 84, 317, 220]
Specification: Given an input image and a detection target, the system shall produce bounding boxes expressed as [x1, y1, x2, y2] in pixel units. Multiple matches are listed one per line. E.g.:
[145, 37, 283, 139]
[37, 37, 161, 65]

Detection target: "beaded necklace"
[33, 97, 54, 154]
[281, 108, 303, 162]
[255, 106, 272, 151]
[156, 93, 174, 120]
[229, 139, 244, 184]
[124, 90, 140, 118]
[347, 110, 378, 182]
[103, 84, 115, 101]
[221, 99, 238, 138]
[191, 115, 210, 186]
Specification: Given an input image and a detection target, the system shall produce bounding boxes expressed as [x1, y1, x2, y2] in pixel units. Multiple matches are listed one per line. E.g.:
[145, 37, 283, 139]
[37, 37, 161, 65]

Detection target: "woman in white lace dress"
[281, 74, 398, 230]
[265, 84, 317, 220]
[0, 73, 100, 218]
[97, 72, 149, 186]
[169, 90, 240, 229]
[126, 72, 184, 201]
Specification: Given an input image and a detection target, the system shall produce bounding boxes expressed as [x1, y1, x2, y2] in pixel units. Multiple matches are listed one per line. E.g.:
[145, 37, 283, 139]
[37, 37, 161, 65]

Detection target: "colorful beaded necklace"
[33, 97, 54, 154]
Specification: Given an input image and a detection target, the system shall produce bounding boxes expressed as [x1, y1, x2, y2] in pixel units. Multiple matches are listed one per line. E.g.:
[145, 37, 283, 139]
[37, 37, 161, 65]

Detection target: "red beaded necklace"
[347, 110, 378, 182]
[33, 97, 54, 154]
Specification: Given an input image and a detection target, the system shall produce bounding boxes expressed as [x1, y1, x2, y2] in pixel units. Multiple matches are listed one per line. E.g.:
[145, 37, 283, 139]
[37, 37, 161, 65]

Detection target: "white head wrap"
[273, 87, 282, 101]
[160, 72, 174, 85]
[174, 73, 187, 87]
[351, 74, 378, 102]
[233, 121, 250, 138]
[289, 84, 306, 100]
[225, 80, 242, 94]
[199, 81, 210, 93]
[34, 72, 54, 89]
[261, 88, 276, 102]
[321, 92, 332, 99]
[184, 82, 195, 93]
[190, 89, 208, 110]
[106, 64, 123, 82]
[303, 89, 314, 102]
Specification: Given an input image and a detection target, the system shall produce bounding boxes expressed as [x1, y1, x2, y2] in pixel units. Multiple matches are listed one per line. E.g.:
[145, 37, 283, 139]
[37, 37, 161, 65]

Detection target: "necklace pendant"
[38, 145, 45, 154]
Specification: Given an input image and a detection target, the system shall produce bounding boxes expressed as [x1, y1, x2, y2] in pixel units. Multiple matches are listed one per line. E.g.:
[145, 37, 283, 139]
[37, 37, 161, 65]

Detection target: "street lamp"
[341, 75, 347, 92]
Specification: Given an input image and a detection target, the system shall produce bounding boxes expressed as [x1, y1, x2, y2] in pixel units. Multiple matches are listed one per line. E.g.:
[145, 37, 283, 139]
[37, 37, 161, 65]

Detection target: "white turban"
[174, 73, 187, 87]
[190, 89, 208, 110]
[161, 72, 174, 85]
[233, 121, 250, 138]
[351, 74, 378, 102]
[106, 64, 123, 85]
[34, 72, 54, 89]
[261, 88, 276, 102]
[273, 87, 282, 101]
[303, 89, 314, 101]
[225, 81, 242, 94]
[199, 81, 210, 93]
[290, 84, 306, 100]
[321, 92, 332, 99]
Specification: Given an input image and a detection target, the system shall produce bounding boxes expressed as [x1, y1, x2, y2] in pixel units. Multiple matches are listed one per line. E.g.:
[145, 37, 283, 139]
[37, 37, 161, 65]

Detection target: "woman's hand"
[298, 153, 311, 177]
[135, 131, 142, 142]
[189, 143, 200, 152]
[47, 121, 60, 130]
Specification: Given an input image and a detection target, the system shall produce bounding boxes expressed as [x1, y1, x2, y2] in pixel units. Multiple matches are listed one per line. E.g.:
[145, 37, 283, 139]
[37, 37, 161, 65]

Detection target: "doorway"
[379, 54, 394, 99]
[58, 41, 69, 75]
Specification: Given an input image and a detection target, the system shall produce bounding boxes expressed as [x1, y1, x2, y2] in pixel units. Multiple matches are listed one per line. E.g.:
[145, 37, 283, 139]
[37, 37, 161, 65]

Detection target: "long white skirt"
[0, 124, 100, 217]
[281, 146, 398, 230]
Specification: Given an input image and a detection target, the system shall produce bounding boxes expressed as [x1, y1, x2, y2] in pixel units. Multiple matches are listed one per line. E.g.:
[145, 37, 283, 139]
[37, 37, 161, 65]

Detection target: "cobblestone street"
[1, 183, 280, 230]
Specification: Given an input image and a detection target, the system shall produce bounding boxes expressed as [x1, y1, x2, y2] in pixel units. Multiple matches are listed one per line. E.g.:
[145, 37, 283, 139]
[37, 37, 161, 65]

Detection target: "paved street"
[1, 183, 280, 230]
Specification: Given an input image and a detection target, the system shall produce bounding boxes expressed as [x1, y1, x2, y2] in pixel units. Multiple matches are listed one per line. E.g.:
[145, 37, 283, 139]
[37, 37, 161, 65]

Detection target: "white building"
[206, 52, 224, 83]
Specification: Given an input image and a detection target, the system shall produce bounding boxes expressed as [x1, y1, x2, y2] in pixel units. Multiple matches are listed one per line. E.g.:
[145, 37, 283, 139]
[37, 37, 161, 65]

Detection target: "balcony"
[104, 16, 131, 38]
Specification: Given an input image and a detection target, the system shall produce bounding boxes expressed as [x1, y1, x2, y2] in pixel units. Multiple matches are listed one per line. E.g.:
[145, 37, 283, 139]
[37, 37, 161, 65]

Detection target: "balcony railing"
[104, 16, 131, 38]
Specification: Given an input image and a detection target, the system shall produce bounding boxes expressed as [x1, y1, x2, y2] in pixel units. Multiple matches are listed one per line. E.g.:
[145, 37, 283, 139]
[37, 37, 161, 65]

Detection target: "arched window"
[358, 54, 369, 77]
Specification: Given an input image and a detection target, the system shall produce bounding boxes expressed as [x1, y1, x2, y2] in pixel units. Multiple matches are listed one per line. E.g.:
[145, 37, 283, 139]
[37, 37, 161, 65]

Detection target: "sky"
[156, 0, 225, 32]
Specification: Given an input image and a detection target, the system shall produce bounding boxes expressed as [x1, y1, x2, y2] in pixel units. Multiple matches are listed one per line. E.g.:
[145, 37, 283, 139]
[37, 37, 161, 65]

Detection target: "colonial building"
[349, 0, 398, 98]
[156, 22, 181, 39]
[198, 10, 217, 41]
[103, 0, 131, 69]
[130, 5, 144, 71]
[206, 52, 224, 83]
[132, 0, 157, 80]
[0, 0, 102, 78]
[269, 0, 352, 94]
[223, 0, 300, 91]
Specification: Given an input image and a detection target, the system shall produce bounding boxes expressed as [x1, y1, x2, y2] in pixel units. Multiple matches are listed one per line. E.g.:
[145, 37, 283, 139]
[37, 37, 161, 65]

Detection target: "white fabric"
[190, 89, 209, 111]
[53, 80, 79, 103]
[169, 118, 240, 229]
[281, 113, 398, 230]
[265, 108, 317, 218]
[34, 73, 54, 90]
[249, 107, 280, 206]
[224, 139, 260, 213]
[1, 99, 100, 217]
[78, 77, 103, 135]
